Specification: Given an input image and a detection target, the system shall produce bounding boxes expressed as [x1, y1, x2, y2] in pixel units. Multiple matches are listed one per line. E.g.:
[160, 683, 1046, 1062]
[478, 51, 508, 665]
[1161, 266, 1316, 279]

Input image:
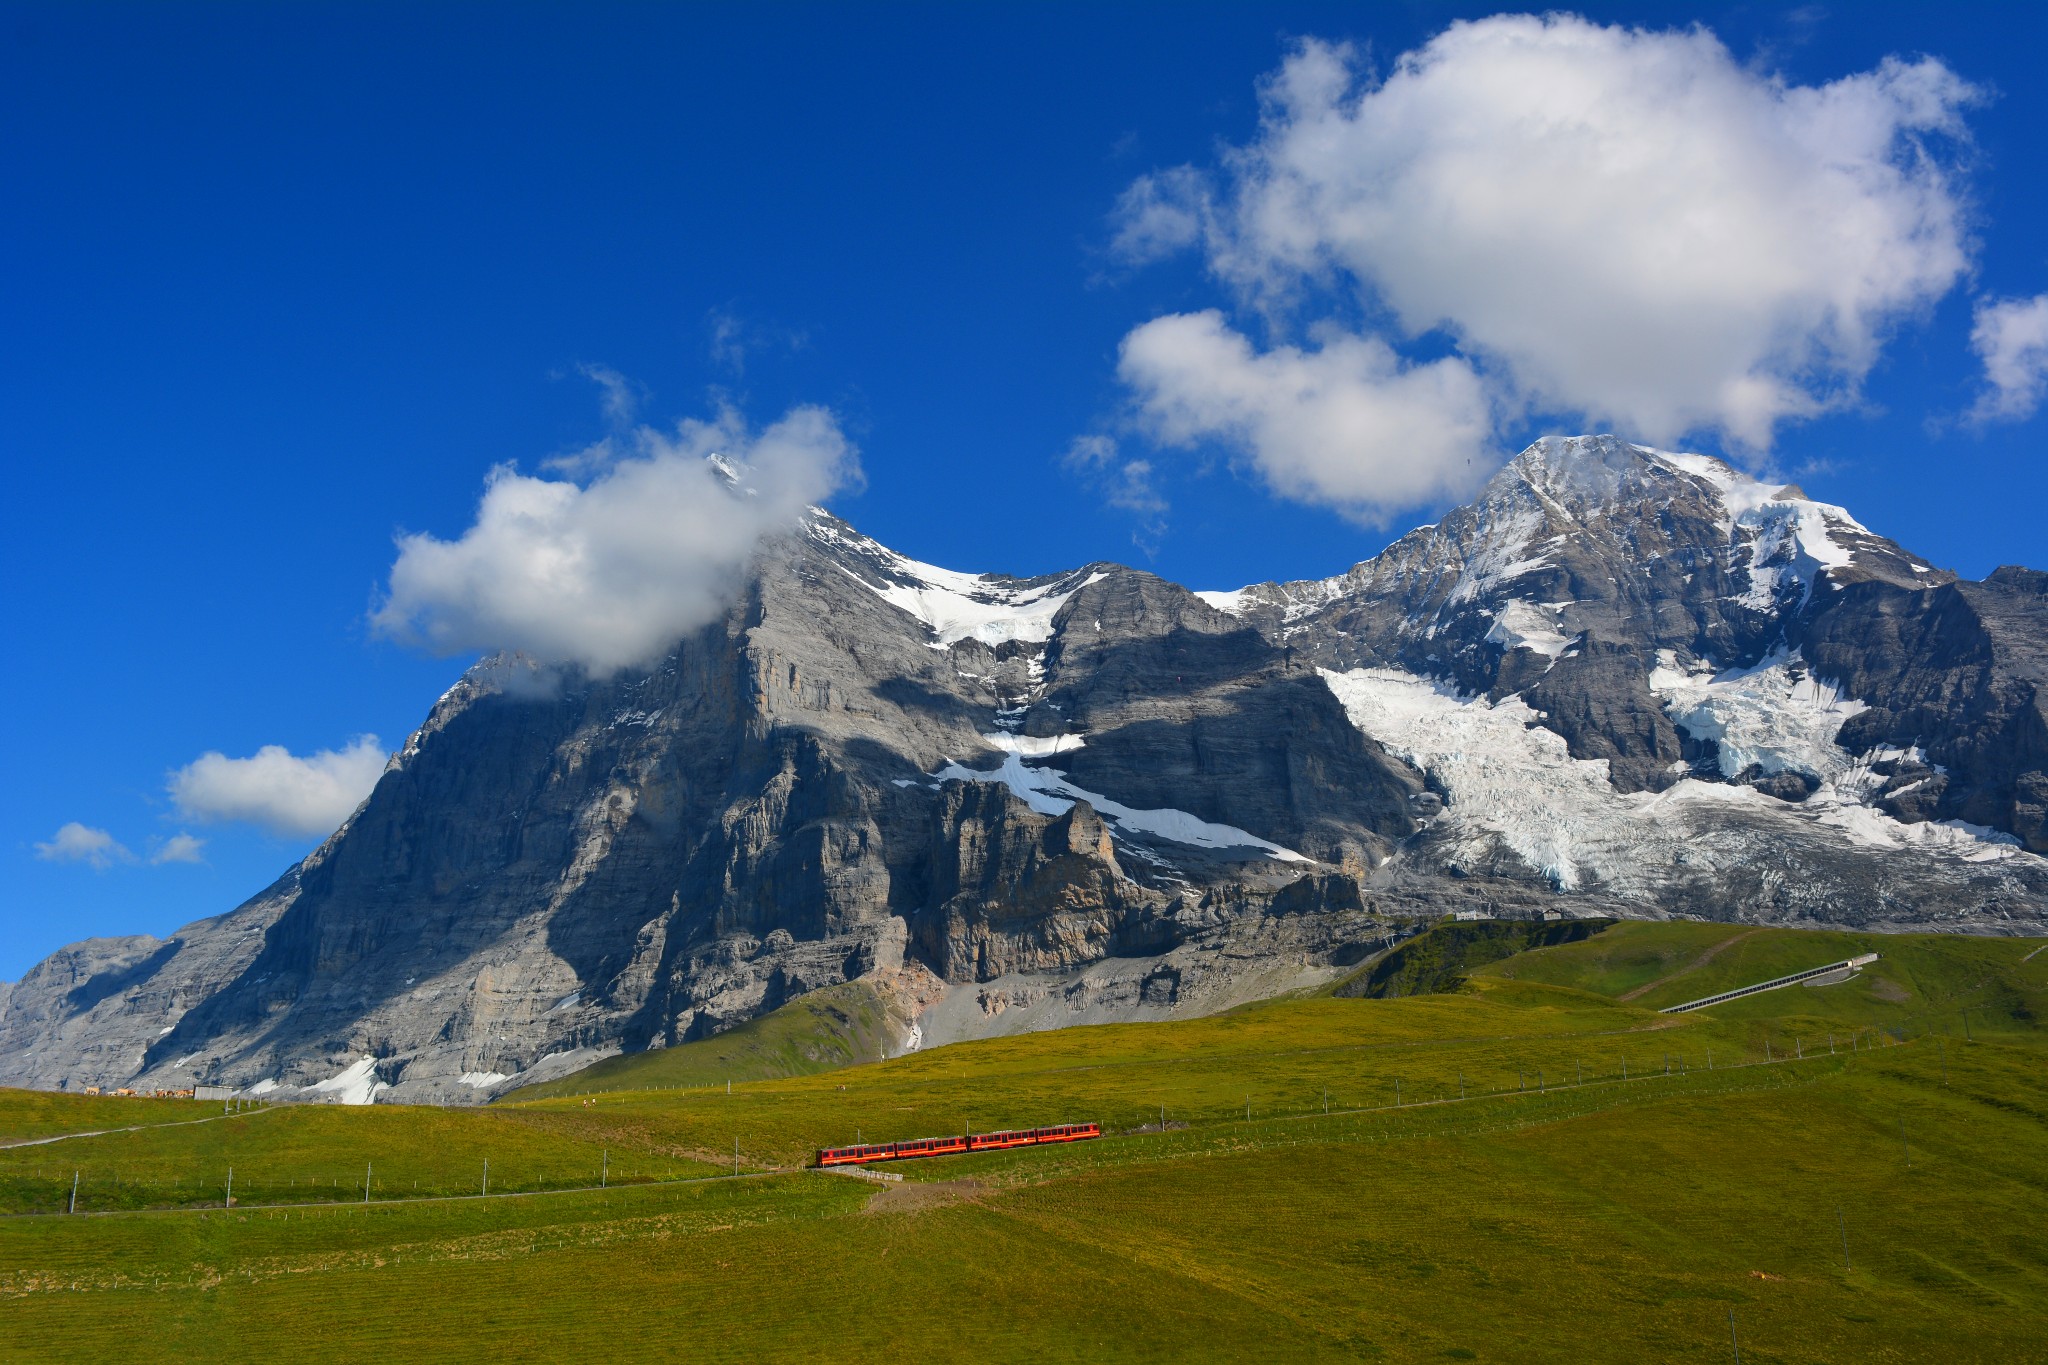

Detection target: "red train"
[815, 1121, 1100, 1167]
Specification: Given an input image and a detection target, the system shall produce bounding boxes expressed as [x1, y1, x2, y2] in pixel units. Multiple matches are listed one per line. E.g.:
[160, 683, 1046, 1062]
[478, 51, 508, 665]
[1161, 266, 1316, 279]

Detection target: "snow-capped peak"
[804, 515, 1104, 649]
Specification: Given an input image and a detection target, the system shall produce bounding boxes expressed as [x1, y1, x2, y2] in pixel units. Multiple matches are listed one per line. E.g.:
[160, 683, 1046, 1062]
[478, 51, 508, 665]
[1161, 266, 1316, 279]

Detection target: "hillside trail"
[1615, 929, 1766, 1003]
[865, 1178, 985, 1216]
[0, 1106, 266, 1151]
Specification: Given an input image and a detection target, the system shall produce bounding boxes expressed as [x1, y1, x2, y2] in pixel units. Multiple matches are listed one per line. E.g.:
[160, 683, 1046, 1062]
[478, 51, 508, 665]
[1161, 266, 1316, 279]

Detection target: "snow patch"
[933, 743, 1309, 863]
[1485, 599, 1574, 660]
[1321, 666, 2025, 894]
[459, 1071, 511, 1089]
[980, 732, 1085, 759]
[1194, 589, 1249, 615]
[810, 520, 1105, 649]
[303, 1056, 386, 1105]
[247, 1078, 279, 1095]
[1650, 650, 1865, 782]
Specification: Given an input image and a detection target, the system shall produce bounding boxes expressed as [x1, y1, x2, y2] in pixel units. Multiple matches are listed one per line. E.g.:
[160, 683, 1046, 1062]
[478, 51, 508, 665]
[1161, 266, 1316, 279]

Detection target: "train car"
[816, 1121, 1100, 1168]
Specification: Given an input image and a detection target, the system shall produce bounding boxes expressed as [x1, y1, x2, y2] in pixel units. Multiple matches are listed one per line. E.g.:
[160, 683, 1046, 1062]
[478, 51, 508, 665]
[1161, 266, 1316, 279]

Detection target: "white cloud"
[577, 363, 641, 427]
[706, 309, 810, 375]
[1111, 16, 1979, 498]
[1062, 434, 1170, 547]
[149, 832, 207, 866]
[169, 737, 389, 839]
[1117, 310, 1493, 522]
[373, 403, 856, 674]
[34, 823, 131, 869]
[1969, 293, 2048, 424]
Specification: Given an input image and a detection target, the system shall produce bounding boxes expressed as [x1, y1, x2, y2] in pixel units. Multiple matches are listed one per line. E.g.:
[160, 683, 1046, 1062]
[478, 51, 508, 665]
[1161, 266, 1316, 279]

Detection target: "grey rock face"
[4, 436, 2044, 1101]
[1801, 567, 2048, 852]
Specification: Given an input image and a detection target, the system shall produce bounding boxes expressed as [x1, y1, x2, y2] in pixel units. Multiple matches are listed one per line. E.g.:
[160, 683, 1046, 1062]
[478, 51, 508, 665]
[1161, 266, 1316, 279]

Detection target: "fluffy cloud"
[1062, 434, 1170, 548]
[1118, 311, 1492, 521]
[374, 404, 856, 674]
[149, 833, 207, 866]
[169, 736, 389, 839]
[34, 823, 131, 869]
[1109, 15, 1979, 512]
[1969, 293, 2048, 424]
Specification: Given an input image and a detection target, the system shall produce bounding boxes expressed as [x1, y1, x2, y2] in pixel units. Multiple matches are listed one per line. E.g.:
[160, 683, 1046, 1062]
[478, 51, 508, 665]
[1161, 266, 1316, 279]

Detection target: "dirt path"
[0, 1107, 266, 1151]
[865, 1178, 984, 1216]
[1616, 929, 1765, 1003]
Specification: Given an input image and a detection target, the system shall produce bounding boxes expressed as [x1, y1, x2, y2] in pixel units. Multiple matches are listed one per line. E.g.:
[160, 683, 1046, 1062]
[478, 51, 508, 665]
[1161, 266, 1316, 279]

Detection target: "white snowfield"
[1485, 599, 1575, 659]
[1648, 649, 1865, 784]
[807, 517, 1104, 649]
[932, 740, 1310, 864]
[299, 1055, 386, 1106]
[1321, 666, 2025, 896]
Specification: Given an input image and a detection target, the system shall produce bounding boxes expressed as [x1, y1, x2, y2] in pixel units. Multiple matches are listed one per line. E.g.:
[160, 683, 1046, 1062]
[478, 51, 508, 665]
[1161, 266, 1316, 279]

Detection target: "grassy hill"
[2, 922, 2044, 1361]
[512, 979, 907, 1101]
[1471, 921, 2043, 1031]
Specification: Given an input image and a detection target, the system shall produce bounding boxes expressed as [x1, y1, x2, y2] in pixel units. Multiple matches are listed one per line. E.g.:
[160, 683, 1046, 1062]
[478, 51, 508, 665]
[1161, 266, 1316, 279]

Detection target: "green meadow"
[2, 922, 2043, 1362]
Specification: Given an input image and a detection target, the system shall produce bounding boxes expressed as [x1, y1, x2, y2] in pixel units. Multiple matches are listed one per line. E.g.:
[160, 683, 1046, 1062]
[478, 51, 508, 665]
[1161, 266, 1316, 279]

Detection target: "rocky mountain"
[5, 435, 2045, 1102]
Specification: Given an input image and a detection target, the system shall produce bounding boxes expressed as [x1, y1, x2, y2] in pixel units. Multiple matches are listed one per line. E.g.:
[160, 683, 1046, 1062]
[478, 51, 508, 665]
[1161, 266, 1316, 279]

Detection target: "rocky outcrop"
[1802, 566, 2048, 852]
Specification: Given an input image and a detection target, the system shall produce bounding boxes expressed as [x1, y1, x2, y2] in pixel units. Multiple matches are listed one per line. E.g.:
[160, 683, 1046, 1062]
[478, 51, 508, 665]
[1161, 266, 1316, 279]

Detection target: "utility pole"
[1458, 1073, 1465, 1101]
[1395, 1079, 1402, 1106]
[69, 1171, 78, 1215]
[364, 1162, 372, 1204]
[733, 1137, 739, 1177]
[226, 1166, 232, 1209]
[1728, 1307, 1741, 1363]
[602, 1150, 608, 1187]
[482, 1159, 489, 1197]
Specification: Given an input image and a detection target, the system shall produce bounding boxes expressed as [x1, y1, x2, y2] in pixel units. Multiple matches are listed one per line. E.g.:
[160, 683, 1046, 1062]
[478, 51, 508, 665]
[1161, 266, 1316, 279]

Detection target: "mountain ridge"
[4, 434, 2044, 1103]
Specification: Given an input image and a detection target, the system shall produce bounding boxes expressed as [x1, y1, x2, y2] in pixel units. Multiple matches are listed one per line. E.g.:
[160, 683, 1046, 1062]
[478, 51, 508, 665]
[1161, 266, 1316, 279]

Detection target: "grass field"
[2, 922, 2043, 1362]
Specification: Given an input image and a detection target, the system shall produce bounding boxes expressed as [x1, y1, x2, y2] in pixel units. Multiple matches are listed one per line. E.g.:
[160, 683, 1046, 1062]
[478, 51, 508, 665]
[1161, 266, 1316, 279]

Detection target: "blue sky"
[5, 2, 2047, 980]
